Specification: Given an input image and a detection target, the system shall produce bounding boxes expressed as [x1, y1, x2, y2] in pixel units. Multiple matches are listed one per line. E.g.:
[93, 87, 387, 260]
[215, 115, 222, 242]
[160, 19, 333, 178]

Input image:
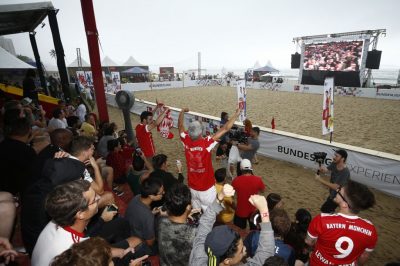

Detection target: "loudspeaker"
[291, 53, 301, 69]
[366, 50, 382, 69]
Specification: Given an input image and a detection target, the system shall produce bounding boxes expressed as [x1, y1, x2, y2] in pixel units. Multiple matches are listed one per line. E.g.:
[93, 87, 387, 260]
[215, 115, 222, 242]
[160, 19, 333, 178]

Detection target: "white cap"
[21, 97, 32, 106]
[240, 159, 252, 171]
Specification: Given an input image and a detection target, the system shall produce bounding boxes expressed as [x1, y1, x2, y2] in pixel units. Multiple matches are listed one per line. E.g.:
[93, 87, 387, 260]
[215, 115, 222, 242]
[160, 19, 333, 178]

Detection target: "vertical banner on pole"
[322, 77, 334, 135]
[111, 72, 121, 94]
[236, 80, 247, 122]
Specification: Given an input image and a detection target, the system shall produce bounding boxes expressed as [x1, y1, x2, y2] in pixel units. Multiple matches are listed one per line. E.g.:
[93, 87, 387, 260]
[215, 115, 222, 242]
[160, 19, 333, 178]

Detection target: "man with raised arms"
[178, 107, 241, 211]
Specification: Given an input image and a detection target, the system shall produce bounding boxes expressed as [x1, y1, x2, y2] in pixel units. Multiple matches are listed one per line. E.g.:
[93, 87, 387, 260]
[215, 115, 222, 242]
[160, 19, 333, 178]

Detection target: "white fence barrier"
[106, 93, 400, 198]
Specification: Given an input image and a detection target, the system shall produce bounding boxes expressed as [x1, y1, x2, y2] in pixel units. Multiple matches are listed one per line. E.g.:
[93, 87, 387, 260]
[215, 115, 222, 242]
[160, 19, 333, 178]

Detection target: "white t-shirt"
[48, 118, 67, 130]
[76, 103, 87, 123]
[31, 221, 88, 266]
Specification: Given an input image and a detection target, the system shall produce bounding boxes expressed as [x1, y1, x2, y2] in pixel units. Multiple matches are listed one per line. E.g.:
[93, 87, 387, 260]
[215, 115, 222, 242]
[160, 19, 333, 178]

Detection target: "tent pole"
[80, 0, 109, 122]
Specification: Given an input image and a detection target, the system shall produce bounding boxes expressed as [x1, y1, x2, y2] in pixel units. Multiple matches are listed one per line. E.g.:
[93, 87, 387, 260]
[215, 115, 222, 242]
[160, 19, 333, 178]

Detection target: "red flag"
[271, 117, 275, 129]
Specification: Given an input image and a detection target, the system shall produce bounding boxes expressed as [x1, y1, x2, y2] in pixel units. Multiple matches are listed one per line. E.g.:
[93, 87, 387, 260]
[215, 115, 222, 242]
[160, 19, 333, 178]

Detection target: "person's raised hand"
[218, 184, 235, 201]
[182, 107, 189, 113]
[249, 195, 268, 213]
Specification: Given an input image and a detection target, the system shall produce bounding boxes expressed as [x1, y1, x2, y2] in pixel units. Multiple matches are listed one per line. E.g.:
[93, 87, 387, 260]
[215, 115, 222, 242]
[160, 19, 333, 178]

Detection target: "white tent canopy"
[68, 57, 90, 67]
[102, 56, 118, 66]
[0, 46, 35, 69]
[123, 56, 144, 66]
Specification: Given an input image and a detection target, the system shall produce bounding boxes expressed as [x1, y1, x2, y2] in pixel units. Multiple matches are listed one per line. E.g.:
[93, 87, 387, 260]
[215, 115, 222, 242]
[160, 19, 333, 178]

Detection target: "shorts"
[190, 185, 217, 212]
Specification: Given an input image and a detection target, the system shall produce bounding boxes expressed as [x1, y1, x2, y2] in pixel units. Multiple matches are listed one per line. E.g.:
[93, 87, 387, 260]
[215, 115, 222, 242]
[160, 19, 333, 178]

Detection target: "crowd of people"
[0, 92, 387, 266]
[303, 41, 363, 72]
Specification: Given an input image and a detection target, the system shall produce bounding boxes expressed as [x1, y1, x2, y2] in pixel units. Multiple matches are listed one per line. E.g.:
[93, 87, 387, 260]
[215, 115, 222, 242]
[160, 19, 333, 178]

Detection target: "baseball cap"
[240, 159, 253, 171]
[334, 149, 348, 160]
[21, 97, 32, 106]
[204, 225, 237, 265]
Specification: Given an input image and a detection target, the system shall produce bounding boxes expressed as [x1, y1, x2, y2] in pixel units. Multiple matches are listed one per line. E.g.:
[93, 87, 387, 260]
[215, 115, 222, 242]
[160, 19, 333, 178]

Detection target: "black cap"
[334, 149, 348, 160]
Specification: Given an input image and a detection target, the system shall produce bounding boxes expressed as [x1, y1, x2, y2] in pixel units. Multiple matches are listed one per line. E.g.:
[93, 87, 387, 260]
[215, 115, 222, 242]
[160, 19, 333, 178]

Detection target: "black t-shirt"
[23, 77, 38, 102]
[148, 169, 184, 208]
[29, 144, 61, 187]
[0, 138, 37, 195]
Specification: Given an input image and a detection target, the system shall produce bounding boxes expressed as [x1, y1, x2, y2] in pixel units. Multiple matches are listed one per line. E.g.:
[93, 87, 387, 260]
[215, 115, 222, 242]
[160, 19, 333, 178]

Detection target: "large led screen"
[301, 40, 364, 87]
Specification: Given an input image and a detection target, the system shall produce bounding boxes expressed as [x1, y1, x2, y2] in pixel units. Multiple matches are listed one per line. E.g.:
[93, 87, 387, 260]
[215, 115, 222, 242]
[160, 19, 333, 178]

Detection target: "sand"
[133, 86, 400, 155]
[107, 87, 400, 265]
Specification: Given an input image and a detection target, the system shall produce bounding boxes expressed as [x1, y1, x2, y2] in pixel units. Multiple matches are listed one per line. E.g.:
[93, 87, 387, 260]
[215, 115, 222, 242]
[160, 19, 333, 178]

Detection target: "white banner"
[322, 77, 334, 135]
[105, 93, 400, 198]
[236, 80, 247, 122]
[111, 72, 121, 94]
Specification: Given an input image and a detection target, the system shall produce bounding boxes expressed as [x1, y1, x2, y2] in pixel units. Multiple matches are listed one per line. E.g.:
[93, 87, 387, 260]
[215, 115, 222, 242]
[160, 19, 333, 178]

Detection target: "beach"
[133, 86, 400, 155]
[107, 86, 400, 265]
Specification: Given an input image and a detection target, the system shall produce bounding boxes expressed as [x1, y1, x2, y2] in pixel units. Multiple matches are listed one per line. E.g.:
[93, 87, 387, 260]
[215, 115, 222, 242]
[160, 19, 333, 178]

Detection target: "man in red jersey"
[178, 107, 241, 211]
[306, 180, 377, 266]
[232, 159, 265, 229]
[135, 106, 169, 160]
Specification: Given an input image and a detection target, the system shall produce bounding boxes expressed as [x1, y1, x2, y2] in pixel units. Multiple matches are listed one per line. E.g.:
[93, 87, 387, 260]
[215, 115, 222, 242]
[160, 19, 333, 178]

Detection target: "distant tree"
[49, 49, 57, 59]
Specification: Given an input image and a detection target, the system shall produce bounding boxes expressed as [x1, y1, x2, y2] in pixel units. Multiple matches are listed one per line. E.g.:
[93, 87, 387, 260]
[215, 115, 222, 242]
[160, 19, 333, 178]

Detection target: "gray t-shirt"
[97, 135, 115, 158]
[241, 138, 260, 160]
[158, 217, 197, 266]
[327, 162, 350, 198]
[125, 195, 155, 240]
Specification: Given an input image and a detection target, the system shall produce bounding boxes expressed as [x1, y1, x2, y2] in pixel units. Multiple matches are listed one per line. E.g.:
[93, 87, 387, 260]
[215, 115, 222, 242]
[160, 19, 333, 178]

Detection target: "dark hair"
[5, 117, 30, 137]
[220, 232, 241, 262]
[45, 180, 91, 226]
[252, 127, 260, 135]
[70, 136, 94, 156]
[295, 208, 312, 233]
[107, 139, 120, 152]
[132, 155, 145, 171]
[220, 112, 228, 121]
[345, 180, 375, 214]
[51, 237, 111, 266]
[270, 209, 291, 238]
[3, 108, 23, 127]
[165, 183, 191, 217]
[214, 168, 227, 183]
[50, 128, 73, 151]
[52, 108, 63, 119]
[267, 193, 282, 210]
[118, 136, 127, 147]
[140, 111, 153, 122]
[66, 116, 80, 128]
[263, 255, 288, 266]
[103, 123, 115, 136]
[140, 178, 163, 198]
[152, 154, 167, 169]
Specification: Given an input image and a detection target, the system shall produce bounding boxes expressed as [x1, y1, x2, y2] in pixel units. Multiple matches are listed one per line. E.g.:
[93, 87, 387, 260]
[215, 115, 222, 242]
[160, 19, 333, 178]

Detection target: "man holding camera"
[316, 149, 350, 213]
[236, 127, 260, 176]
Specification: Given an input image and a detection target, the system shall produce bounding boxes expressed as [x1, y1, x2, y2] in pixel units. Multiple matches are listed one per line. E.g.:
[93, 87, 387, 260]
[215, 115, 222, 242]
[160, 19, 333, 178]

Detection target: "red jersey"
[232, 174, 265, 218]
[307, 213, 377, 266]
[135, 123, 155, 157]
[180, 132, 217, 191]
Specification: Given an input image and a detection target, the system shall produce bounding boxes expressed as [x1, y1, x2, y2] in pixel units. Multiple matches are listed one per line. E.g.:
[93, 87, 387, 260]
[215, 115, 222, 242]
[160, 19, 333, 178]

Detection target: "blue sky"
[2, 0, 400, 70]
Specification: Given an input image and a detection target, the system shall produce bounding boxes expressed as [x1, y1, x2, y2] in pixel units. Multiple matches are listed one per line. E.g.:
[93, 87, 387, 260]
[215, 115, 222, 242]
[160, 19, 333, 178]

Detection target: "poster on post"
[322, 77, 334, 135]
[84, 71, 93, 87]
[111, 72, 121, 93]
[236, 80, 247, 122]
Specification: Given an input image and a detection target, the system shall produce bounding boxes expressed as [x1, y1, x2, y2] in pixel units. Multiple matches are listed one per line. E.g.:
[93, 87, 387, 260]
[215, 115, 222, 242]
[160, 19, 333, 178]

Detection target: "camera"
[188, 211, 202, 227]
[135, 147, 143, 156]
[228, 126, 248, 144]
[313, 152, 327, 175]
[313, 152, 327, 166]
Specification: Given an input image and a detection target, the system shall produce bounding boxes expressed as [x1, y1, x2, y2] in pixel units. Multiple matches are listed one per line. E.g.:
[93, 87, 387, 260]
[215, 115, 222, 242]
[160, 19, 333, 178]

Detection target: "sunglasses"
[336, 186, 351, 209]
